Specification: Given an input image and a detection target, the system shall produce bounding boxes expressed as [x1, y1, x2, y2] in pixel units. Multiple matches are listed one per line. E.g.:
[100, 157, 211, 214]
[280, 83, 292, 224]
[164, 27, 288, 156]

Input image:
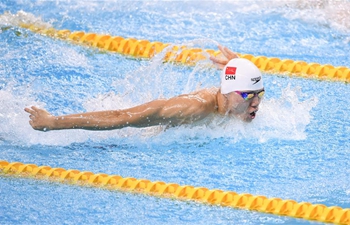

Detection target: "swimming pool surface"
[1, 1, 350, 224]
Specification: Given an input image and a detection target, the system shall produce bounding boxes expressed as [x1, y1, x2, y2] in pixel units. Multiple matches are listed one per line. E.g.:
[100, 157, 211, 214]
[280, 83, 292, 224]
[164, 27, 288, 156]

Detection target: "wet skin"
[225, 89, 263, 122]
[24, 87, 262, 131]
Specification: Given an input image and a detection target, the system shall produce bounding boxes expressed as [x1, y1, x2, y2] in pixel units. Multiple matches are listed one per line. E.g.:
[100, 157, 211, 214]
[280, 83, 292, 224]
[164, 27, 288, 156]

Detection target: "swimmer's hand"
[24, 106, 54, 131]
[210, 45, 239, 70]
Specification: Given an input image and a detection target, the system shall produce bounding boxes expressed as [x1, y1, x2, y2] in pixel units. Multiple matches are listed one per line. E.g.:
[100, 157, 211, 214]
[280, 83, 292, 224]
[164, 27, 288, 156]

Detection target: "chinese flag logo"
[225, 67, 237, 75]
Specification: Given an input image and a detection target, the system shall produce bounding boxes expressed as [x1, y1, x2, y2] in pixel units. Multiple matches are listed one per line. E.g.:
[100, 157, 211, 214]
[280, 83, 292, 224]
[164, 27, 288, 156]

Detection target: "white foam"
[0, 90, 131, 146]
[0, 89, 44, 145]
[247, 84, 318, 143]
[0, 11, 52, 29]
[281, 0, 350, 33]
[186, 0, 350, 34]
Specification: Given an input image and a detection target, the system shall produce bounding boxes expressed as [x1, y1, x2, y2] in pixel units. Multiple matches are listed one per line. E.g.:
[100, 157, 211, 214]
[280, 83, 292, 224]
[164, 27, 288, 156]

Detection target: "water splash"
[0, 40, 317, 146]
[0, 9, 319, 146]
[0, 11, 52, 29]
[281, 0, 350, 34]
[1, 81, 317, 146]
[148, 84, 318, 145]
[249, 84, 318, 142]
[0, 88, 44, 145]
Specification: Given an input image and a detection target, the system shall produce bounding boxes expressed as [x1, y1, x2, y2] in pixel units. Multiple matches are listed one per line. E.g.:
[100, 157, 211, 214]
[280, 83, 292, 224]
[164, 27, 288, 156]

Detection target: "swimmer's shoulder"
[190, 87, 219, 96]
[176, 88, 218, 104]
[197, 88, 219, 102]
[175, 88, 218, 110]
[192, 88, 219, 109]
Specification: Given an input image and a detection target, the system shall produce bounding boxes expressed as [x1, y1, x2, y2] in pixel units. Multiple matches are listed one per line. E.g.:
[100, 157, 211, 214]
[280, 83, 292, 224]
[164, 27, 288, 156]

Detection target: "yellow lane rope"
[1, 160, 349, 224]
[18, 23, 350, 83]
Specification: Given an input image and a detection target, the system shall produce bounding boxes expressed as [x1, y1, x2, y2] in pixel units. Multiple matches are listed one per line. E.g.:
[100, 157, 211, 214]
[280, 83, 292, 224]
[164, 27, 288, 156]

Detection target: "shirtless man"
[24, 46, 264, 131]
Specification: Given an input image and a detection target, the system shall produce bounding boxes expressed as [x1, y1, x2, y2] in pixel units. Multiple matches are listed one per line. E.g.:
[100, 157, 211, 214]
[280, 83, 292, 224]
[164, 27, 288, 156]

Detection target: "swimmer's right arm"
[24, 106, 132, 131]
[25, 101, 171, 131]
[24, 93, 213, 131]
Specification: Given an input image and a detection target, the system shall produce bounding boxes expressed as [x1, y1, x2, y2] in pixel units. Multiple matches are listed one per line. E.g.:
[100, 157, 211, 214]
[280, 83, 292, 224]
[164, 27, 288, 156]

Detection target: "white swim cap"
[220, 58, 264, 94]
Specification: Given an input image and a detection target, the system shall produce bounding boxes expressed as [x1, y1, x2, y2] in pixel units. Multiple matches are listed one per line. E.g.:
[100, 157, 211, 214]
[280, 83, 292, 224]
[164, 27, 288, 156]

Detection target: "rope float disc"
[1, 160, 349, 224]
[17, 23, 350, 83]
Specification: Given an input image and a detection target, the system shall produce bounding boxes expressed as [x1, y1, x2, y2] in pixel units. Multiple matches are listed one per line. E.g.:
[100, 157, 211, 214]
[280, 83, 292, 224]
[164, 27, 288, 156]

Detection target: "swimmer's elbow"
[93, 110, 131, 129]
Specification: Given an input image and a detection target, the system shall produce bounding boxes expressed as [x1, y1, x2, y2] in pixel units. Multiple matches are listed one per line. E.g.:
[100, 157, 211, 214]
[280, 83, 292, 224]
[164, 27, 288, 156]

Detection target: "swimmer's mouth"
[249, 111, 257, 118]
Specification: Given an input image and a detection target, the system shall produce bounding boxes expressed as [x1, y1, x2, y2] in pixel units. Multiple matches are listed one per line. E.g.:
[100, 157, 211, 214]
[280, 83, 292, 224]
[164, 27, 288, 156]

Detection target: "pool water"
[1, 1, 350, 224]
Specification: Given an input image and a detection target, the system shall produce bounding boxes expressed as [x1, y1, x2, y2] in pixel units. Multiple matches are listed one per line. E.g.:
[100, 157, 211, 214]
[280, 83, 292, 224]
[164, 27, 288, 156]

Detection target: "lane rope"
[1, 160, 349, 224]
[17, 23, 350, 83]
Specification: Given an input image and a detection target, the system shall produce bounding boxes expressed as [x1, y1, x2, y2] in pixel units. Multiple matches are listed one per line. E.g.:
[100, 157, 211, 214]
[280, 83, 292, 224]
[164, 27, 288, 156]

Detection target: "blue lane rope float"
[17, 23, 350, 83]
[1, 161, 350, 224]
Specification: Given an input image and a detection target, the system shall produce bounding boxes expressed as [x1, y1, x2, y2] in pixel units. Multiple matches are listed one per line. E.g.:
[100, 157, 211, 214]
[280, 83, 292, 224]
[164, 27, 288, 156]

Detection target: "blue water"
[1, 1, 350, 224]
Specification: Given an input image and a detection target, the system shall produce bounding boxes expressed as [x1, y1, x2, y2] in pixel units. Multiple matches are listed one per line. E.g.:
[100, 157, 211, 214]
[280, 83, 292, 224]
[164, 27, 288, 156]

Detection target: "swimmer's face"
[226, 89, 264, 122]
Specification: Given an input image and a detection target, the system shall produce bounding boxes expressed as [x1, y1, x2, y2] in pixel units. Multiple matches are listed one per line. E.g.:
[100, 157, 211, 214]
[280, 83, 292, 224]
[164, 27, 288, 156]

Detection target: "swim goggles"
[235, 89, 265, 100]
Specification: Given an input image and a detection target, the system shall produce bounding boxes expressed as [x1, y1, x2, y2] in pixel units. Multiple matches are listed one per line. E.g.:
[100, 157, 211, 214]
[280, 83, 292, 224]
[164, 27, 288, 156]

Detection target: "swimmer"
[24, 46, 264, 131]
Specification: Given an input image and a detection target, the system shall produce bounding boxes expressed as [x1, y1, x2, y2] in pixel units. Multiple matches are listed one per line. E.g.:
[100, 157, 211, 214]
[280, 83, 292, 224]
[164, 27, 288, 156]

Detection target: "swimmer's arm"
[24, 96, 212, 131]
[25, 101, 169, 131]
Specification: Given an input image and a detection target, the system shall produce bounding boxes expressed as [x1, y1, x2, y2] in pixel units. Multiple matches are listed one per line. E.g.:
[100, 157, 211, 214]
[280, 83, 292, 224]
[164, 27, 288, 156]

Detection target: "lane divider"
[18, 23, 350, 83]
[1, 160, 349, 224]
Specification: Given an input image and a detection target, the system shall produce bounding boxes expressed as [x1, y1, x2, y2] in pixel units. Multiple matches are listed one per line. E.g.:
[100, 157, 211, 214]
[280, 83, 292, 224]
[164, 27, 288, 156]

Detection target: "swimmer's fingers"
[24, 106, 41, 116]
[24, 107, 37, 128]
[25, 107, 38, 127]
[209, 56, 228, 70]
[218, 45, 239, 60]
[28, 119, 34, 127]
[24, 106, 52, 131]
[24, 106, 36, 115]
[210, 45, 239, 69]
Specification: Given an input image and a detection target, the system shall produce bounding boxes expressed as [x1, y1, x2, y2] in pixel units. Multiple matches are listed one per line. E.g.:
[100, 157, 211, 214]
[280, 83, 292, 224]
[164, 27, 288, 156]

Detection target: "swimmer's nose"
[250, 95, 260, 107]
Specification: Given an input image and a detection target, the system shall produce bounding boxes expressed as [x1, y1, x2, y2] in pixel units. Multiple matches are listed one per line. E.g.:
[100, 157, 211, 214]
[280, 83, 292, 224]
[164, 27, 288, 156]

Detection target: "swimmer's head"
[220, 58, 263, 94]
